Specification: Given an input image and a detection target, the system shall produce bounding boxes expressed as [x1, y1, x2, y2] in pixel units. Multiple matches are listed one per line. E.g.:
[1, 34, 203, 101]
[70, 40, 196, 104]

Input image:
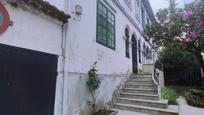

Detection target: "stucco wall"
[61, 0, 154, 115]
[45, 0, 66, 11]
[0, 3, 64, 115]
[65, 0, 152, 74]
[0, 3, 62, 55]
[62, 73, 126, 115]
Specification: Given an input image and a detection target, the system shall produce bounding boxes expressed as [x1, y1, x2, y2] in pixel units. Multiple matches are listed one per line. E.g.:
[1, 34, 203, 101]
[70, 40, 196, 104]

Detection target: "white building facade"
[0, 0, 156, 115]
[0, 1, 69, 115]
[58, 0, 156, 115]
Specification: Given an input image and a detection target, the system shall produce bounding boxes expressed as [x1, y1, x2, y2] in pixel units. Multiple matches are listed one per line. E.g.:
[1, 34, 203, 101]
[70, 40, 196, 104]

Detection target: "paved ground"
[178, 96, 204, 115]
[116, 110, 150, 115]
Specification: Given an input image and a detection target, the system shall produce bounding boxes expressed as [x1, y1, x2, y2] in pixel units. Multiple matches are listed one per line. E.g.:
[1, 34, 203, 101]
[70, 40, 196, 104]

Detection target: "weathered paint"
[0, 4, 62, 55]
[0, 1, 156, 115]
[62, 73, 126, 115]
[61, 0, 156, 115]
[0, 3, 64, 115]
[65, 0, 154, 75]
[45, 0, 68, 11]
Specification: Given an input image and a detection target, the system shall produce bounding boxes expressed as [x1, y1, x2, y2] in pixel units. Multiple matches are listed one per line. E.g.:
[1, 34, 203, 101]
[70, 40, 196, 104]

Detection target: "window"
[147, 47, 152, 59]
[125, 27, 130, 58]
[146, 47, 148, 56]
[125, 0, 132, 6]
[135, 0, 140, 20]
[147, 17, 150, 26]
[143, 43, 146, 56]
[141, 7, 146, 27]
[124, 0, 132, 10]
[138, 39, 141, 63]
[97, 1, 115, 49]
[143, 43, 146, 62]
[146, 47, 150, 59]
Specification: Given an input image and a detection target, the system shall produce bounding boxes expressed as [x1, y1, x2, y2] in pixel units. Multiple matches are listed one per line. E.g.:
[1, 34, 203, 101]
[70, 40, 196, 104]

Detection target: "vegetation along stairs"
[112, 73, 179, 115]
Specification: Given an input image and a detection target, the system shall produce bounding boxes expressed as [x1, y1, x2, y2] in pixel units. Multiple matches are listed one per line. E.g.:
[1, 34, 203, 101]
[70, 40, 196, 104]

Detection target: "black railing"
[164, 69, 202, 86]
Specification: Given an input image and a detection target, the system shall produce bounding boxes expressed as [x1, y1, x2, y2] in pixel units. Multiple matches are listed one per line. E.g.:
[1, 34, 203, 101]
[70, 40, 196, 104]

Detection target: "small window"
[147, 47, 152, 59]
[136, 0, 139, 6]
[143, 43, 146, 56]
[135, 0, 140, 20]
[138, 39, 141, 63]
[125, 0, 131, 5]
[97, 1, 115, 49]
[124, 0, 132, 9]
[141, 7, 146, 27]
[125, 27, 130, 58]
[147, 17, 150, 26]
[146, 47, 152, 59]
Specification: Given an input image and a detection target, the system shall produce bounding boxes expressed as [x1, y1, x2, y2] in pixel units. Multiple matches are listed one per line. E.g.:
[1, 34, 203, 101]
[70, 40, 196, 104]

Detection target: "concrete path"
[178, 96, 204, 115]
[116, 110, 150, 115]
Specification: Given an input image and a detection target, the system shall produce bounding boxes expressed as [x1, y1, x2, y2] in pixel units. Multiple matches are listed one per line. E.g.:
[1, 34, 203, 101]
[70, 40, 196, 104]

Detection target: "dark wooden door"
[132, 35, 138, 74]
[0, 44, 58, 115]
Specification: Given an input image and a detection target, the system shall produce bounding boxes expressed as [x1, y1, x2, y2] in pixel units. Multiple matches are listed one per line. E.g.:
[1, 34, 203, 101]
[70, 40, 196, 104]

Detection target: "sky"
[149, 0, 194, 14]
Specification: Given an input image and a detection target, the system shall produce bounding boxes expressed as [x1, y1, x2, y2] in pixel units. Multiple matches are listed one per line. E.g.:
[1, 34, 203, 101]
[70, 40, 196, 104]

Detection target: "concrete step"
[123, 88, 157, 94]
[132, 74, 152, 78]
[129, 77, 153, 82]
[117, 97, 168, 109]
[120, 92, 159, 100]
[114, 103, 179, 115]
[125, 84, 157, 89]
[127, 81, 155, 85]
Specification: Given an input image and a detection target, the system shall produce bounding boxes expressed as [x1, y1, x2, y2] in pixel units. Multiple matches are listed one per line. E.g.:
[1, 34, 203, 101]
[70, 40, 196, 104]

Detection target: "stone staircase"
[112, 65, 179, 115]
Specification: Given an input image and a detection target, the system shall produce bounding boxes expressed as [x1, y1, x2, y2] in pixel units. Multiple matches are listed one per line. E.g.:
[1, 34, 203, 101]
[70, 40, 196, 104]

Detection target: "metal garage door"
[0, 44, 58, 115]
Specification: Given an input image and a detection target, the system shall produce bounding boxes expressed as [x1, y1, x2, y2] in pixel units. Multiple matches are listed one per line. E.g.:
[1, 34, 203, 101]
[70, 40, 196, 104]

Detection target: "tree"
[159, 47, 201, 86]
[144, 0, 204, 86]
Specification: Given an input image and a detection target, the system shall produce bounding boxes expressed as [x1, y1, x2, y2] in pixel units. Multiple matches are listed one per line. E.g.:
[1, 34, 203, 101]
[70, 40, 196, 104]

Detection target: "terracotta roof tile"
[7, 0, 70, 23]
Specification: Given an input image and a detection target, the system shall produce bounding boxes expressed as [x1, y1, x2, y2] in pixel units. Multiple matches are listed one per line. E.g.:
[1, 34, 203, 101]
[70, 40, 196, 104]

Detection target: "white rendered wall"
[62, 73, 125, 115]
[44, 0, 66, 11]
[66, 0, 131, 74]
[62, 0, 153, 115]
[0, 3, 64, 115]
[0, 4, 62, 55]
[65, 0, 152, 74]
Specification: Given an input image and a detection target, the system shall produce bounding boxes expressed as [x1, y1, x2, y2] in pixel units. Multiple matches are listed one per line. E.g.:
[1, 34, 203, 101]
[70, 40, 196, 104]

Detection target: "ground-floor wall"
[58, 72, 128, 115]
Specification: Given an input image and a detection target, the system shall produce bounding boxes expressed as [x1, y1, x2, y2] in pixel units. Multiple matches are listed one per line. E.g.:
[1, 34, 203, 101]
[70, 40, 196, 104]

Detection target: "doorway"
[132, 35, 138, 74]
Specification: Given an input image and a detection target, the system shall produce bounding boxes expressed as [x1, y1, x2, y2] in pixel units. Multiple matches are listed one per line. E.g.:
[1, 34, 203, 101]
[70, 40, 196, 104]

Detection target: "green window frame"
[96, 0, 115, 50]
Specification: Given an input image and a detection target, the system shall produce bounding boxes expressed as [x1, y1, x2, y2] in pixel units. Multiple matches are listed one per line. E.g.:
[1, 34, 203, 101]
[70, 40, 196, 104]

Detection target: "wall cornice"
[112, 0, 142, 35]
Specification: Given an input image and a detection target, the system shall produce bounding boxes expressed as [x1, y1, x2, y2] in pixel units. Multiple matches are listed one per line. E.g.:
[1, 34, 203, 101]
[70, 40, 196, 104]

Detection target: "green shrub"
[87, 62, 101, 113]
[159, 47, 201, 86]
[161, 87, 178, 105]
[185, 88, 204, 108]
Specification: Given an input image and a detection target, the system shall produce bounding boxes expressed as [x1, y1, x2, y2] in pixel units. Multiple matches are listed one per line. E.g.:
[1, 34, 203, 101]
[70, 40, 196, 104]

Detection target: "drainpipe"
[60, 1, 70, 115]
[60, 22, 68, 115]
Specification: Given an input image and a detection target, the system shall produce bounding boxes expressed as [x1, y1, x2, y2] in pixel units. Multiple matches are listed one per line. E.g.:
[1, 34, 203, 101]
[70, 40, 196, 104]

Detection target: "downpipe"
[60, 22, 68, 115]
